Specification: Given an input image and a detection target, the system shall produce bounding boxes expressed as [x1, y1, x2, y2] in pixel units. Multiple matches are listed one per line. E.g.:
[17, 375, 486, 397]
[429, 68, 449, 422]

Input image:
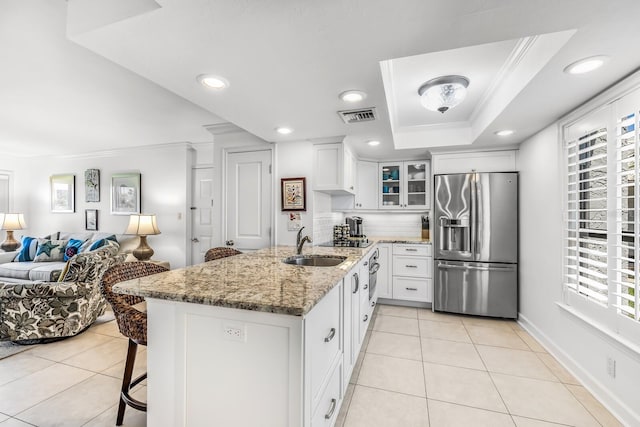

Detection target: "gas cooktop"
[319, 240, 373, 248]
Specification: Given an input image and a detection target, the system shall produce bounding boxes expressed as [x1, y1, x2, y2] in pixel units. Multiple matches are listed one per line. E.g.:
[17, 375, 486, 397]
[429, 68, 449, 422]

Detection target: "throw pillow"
[64, 239, 85, 261]
[81, 234, 118, 253]
[14, 236, 38, 262]
[61, 247, 125, 283]
[33, 239, 68, 262]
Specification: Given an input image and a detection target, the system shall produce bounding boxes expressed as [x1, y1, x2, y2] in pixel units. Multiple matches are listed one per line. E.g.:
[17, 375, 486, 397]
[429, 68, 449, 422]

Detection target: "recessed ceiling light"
[495, 130, 515, 137]
[339, 90, 367, 103]
[563, 56, 609, 75]
[197, 74, 229, 89]
[367, 140, 380, 146]
[276, 127, 293, 135]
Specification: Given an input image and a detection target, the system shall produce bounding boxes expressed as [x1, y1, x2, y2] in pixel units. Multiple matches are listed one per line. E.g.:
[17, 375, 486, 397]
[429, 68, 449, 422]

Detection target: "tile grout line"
[418, 313, 431, 425]
[460, 319, 517, 425]
[11, 371, 100, 422]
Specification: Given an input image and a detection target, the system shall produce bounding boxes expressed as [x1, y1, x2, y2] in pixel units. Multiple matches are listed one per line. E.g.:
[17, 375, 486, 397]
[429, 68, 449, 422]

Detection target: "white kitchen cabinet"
[343, 268, 359, 384]
[376, 244, 392, 298]
[379, 160, 430, 210]
[305, 283, 342, 409]
[313, 142, 356, 195]
[391, 244, 432, 303]
[343, 252, 377, 392]
[354, 160, 378, 209]
[311, 361, 342, 427]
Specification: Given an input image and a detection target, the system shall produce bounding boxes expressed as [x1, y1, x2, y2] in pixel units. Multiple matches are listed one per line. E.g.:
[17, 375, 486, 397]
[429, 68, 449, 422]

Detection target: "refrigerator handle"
[470, 173, 477, 257]
[437, 263, 516, 272]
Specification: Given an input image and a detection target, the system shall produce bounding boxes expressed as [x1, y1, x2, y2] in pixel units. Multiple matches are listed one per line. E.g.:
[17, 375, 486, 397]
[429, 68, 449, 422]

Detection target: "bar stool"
[100, 262, 169, 426]
[204, 247, 242, 262]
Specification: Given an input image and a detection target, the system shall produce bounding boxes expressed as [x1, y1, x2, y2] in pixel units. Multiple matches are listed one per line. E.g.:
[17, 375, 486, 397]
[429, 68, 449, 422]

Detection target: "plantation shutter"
[565, 126, 609, 305]
[614, 110, 639, 321]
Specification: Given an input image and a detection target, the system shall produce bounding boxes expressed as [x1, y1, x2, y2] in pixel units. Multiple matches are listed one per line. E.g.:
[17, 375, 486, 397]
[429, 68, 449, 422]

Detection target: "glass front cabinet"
[379, 160, 430, 210]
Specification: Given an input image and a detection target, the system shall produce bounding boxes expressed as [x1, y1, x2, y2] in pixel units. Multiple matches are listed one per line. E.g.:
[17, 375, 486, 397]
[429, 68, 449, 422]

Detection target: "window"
[563, 85, 640, 341]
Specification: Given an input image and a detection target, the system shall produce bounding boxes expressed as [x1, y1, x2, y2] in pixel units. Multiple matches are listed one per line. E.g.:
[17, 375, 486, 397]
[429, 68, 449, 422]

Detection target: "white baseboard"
[518, 313, 639, 426]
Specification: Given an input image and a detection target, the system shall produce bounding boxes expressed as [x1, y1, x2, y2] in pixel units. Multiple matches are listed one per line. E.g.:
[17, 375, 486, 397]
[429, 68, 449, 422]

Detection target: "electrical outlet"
[607, 357, 616, 378]
[223, 322, 246, 342]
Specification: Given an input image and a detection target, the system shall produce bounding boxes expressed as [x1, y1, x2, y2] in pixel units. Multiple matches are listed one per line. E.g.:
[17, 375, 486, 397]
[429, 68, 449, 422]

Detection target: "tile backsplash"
[350, 212, 427, 238]
[315, 211, 429, 243]
[313, 212, 344, 244]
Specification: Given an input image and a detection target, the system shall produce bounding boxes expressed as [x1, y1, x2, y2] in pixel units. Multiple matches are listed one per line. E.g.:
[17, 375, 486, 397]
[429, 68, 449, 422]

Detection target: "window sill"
[556, 302, 640, 362]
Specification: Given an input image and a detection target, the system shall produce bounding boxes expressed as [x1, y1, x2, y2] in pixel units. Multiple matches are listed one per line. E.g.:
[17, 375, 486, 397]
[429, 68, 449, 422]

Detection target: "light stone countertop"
[371, 236, 432, 245]
[113, 245, 376, 316]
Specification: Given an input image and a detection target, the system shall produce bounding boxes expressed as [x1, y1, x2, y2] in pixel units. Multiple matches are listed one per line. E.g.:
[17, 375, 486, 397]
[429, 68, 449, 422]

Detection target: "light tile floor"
[0, 305, 623, 427]
[336, 304, 623, 427]
[0, 312, 146, 426]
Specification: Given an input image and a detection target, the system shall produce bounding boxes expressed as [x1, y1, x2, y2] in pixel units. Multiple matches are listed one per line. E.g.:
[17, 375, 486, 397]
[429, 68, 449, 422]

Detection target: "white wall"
[276, 141, 314, 246]
[17, 143, 194, 269]
[518, 124, 640, 425]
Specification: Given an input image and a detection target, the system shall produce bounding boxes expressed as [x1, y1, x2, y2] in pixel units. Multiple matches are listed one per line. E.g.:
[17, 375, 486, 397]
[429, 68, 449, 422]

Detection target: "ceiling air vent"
[337, 107, 377, 124]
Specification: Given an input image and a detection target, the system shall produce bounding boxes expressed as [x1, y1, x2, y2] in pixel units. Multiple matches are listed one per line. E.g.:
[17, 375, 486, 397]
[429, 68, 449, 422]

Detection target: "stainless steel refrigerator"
[433, 172, 518, 319]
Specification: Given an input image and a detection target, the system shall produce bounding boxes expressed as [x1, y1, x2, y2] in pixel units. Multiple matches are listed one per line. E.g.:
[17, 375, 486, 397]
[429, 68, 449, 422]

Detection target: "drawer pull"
[324, 398, 337, 419]
[371, 301, 376, 308]
[363, 314, 369, 322]
[405, 265, 418, 268]
[406, 287, 418, 291]
[324, 328, 336, 343]
[405, 248, 418, 252]
[353, 273, 359, 294]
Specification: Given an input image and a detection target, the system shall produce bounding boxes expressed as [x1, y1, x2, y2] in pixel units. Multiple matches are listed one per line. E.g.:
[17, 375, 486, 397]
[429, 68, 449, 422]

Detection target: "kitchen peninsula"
[114, 245, 378, 427]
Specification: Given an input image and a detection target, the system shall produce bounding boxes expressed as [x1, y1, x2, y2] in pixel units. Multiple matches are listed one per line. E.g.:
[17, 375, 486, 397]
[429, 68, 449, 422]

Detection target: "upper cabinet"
[313, 142, 356, 195]
[379, 160, 430, 210]
[354, 161, 378, 210]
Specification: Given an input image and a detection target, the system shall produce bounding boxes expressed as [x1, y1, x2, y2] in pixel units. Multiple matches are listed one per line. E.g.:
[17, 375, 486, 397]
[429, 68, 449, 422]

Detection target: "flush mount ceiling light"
[367, 140, 380, 146]
[418, 75, 470, 114]
[275, 127, 293, 135]
[339, 90, 367, 103]
[563, 56, 609, 75]
[197, 74, 229, 89]
[495, 129, 515, 137]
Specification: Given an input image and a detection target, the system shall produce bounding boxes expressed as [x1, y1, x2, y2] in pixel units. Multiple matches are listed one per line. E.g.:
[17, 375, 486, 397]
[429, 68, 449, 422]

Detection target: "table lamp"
[0, 213, 26, 252]
[124, 214, 161, 261]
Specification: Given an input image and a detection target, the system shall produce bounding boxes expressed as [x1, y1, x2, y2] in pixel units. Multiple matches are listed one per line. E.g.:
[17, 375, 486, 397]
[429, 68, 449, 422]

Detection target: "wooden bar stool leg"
[117, 339, 138, 426]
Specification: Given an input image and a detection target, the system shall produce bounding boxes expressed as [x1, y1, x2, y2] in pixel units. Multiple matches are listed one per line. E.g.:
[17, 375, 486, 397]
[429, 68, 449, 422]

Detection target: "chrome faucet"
[296, 227, 312, 254]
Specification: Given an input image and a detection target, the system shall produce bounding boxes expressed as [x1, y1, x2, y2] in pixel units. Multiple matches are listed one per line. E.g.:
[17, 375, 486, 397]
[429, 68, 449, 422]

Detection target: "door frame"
[222, 145, 275, 248]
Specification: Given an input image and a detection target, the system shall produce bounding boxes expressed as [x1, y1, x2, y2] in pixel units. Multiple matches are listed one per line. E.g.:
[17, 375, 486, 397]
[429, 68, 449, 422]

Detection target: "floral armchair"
[0, 246, 126, 342]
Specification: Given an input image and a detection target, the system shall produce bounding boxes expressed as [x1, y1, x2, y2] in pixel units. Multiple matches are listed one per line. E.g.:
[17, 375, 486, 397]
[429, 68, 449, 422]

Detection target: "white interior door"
[191, 167, 214, 265]
[225, 150, 272, 251]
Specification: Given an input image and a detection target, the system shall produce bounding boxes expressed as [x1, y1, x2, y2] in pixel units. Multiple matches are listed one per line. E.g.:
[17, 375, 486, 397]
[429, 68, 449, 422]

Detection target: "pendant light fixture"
[418, 75, 470, 114]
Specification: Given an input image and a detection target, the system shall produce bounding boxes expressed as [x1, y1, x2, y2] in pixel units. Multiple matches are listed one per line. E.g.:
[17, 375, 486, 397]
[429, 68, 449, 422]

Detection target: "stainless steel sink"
[283, 255, 347, 267]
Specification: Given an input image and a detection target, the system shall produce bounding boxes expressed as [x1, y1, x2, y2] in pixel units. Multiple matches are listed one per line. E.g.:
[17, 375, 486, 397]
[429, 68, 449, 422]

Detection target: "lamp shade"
[124, 214, 161, 236]
[0, 213, 26, 231]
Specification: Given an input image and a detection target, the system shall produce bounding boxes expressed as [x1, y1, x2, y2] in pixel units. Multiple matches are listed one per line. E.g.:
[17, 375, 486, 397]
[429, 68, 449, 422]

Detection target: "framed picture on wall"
[281, 177, 306, 211]
[50, 174, 75, 213]
[111, 173, 141, 215]
[85, 209, 98, 231]
[85, 169, 100, 202]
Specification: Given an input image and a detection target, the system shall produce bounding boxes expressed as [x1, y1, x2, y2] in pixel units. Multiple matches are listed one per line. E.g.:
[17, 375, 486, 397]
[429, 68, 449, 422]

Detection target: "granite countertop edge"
[113, 245, 377, 317]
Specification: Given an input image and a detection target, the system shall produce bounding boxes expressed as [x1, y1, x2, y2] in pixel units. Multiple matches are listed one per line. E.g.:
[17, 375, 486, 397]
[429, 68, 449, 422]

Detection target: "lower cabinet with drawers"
[377, 242, 433, 304]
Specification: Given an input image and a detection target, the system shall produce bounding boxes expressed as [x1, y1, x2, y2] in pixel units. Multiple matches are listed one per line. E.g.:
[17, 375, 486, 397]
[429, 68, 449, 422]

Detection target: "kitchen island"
[114, 245, 377, 427]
